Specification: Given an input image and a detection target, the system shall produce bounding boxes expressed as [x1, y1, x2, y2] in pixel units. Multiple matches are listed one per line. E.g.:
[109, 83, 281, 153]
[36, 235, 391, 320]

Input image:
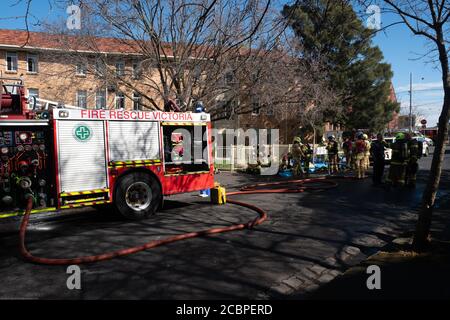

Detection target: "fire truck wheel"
[115, 172, 162, 220]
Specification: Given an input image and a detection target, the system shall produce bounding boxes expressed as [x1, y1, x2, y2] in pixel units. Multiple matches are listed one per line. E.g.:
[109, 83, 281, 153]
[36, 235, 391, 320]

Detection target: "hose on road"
[19, 177, 340, 265]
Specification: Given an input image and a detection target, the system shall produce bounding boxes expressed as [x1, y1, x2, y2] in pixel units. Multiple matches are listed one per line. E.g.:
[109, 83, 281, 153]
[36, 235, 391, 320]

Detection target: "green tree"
[282, 0, 399, 132]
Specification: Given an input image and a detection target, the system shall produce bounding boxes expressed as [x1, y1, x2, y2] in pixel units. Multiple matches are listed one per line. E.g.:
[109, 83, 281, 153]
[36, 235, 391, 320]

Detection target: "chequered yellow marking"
[60, 188, 109, 197]
[60, 200, 111, 209]
[108, 160, 162, 168]
[64, 197, 105, 204]
[0, 207, 57, 219]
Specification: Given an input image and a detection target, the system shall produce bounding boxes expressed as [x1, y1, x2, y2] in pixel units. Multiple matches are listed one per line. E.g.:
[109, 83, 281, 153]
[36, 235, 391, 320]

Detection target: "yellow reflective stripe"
[109, 160, 161, 166]
[0, 207, 57, 219]
[164, 171, 210, 176]
[60, 189, 109, 197]
[64, 197, 104, 204]
[60, 200, 111, 209]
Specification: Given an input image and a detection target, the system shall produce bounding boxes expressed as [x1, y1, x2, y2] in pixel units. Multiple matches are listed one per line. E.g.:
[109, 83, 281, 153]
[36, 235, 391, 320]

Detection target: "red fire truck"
[0, 77, 214, 220]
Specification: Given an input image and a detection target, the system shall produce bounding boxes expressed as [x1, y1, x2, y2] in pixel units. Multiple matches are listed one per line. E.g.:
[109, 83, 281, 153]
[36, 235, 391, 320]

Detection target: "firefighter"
[342, 137, 353, 170]
[291, 136, 305, 176]
[387, 132, 409, 187]
[326, 135, 339, 174]
[371, 133, 388, 186]
[300, 141, 313, 176]
[354, 133, 367, 179]
[406, 133, 421, 187]
[363, 134, 371, 171]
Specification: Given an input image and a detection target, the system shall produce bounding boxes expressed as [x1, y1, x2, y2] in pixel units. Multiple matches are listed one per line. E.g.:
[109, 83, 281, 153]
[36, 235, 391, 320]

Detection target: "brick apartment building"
[0, 29, 160, 111]
[1, 29, 399, 144]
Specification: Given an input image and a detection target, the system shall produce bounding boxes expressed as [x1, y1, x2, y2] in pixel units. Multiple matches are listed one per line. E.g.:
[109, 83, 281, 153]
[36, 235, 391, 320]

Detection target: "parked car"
[424, 136, 434, 146]
[414, 136, 430, 156]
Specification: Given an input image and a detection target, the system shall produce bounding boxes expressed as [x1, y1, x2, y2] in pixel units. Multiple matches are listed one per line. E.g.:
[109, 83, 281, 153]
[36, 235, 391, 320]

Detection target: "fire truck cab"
[0, 78, 214, 220]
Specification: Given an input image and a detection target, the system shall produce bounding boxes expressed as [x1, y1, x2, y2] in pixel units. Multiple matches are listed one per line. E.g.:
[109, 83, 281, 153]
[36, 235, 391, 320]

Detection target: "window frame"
[76, 62, 87, 76]
[6, 52, 18, 72]
[76, 90, 88, 109]
[115, 91, 125, 109]
[132, 61, 142, 79]
[26, 53, 38, 73]
[95, 89, 106, 109]
[251, 98, 260, 116]
[95, 59, 106, 77]
[132, 92, 141, 110]
[27, 88, 39, 98]
[115, 61, 125, 77]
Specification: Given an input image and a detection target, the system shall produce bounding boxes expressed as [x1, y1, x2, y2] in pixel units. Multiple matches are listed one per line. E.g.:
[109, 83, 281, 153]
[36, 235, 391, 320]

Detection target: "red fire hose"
[19, 177, 339, 265]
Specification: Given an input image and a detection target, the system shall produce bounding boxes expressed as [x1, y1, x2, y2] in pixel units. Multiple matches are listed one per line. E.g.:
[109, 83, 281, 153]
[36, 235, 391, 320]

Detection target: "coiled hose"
[19, 177, 339, 265]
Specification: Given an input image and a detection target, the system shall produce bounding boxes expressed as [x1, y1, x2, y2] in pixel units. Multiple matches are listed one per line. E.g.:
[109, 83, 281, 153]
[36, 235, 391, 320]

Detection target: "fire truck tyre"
[115, 172, 162, 220]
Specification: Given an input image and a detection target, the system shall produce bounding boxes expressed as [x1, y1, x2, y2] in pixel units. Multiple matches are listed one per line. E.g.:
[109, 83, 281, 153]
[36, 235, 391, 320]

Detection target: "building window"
[76, 90, 87, 109]
[224, 71, 234, 85]
[115, 91, 125, 109]
[132, 61, 141, 79]
[6, 52, 18, 72]
[76, 63, 87, 76]
[116, 61, 125, 76]
[28, 88, 39, 99]
[251, 98, 260, 116]
[95, 59, 106, 77]
[96, 89, 106, 109]
[266, 105, 274, 116]
[27, 54, 38, 73]
[132, 92, 141, 110]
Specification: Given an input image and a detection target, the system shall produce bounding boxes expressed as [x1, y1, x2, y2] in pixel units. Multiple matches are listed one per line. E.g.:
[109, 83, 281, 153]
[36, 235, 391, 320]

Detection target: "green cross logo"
[73, 124, 92, 142]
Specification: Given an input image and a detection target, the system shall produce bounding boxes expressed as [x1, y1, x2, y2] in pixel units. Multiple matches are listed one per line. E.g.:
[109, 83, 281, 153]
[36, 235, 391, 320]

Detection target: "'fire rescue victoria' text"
[80, 109, 194, 121]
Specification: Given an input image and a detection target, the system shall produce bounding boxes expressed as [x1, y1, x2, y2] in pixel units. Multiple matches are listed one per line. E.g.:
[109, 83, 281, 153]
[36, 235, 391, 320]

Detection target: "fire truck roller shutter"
[108, 121, 160, 162]
[57, 121, 108, 193]
[114, 171, 162, 220]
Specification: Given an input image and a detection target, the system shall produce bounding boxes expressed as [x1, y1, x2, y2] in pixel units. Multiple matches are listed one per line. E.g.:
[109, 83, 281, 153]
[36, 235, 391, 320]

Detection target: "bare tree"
[39, 0, 278, 113]
[32, 0, 338, 125]
[359, 0, 450, 251]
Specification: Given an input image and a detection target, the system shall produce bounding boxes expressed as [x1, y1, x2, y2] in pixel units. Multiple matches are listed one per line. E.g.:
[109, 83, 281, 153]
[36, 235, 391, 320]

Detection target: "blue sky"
[1, 0, 445, 126]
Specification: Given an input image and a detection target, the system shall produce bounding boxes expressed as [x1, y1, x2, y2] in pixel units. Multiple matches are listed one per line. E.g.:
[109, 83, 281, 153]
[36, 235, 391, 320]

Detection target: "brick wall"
[0, 48, 163, 110]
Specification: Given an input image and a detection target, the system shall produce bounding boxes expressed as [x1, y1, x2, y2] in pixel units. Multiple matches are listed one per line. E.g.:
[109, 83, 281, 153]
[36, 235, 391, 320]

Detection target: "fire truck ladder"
[27, 96, 83, 111]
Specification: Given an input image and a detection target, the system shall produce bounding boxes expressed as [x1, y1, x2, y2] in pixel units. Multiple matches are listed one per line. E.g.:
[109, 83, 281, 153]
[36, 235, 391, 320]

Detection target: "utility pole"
[409, 72, 413, 133]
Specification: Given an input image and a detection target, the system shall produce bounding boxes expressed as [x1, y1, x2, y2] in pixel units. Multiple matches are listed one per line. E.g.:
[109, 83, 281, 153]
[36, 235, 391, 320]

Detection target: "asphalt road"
[0, 146, 449, 299]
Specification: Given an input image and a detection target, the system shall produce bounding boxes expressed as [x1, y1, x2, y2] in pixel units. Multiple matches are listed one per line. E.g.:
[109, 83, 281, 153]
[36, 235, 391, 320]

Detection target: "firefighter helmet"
[328, 135, 335, 140]
[362, 134, 368, 140]
[395, 132, 405, 140]
[293, 136, 302, 144]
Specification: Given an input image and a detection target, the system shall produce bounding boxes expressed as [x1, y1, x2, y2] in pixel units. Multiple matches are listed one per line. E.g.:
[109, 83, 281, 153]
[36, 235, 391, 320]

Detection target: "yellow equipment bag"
[210, 185, 226, 205]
